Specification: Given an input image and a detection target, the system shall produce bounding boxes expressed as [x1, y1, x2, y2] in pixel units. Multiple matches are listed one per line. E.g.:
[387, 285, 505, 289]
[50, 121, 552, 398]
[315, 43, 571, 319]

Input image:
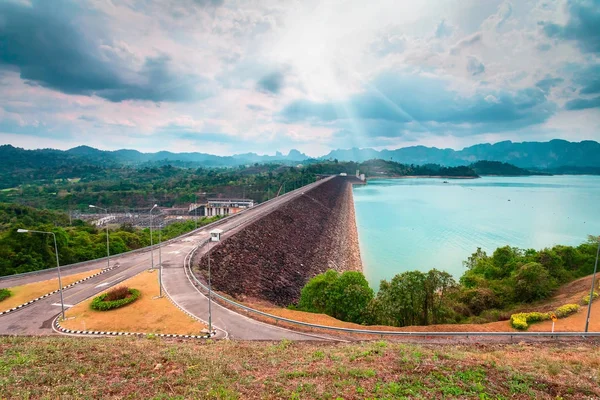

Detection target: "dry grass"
[0, 337, 598, 399]
[0, 269, 101, 311]
[62, 270, 206, 335]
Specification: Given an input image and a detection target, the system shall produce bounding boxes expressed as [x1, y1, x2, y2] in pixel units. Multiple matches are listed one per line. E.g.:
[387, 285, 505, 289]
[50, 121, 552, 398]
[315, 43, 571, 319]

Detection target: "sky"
[0, 0, 599, 156]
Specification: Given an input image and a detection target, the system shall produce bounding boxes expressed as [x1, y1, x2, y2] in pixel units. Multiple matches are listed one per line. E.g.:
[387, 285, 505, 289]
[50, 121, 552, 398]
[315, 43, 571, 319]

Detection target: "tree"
[297, 270, 373, 324]
[513, 262, 556, 303]
[326, 271, 373, 324]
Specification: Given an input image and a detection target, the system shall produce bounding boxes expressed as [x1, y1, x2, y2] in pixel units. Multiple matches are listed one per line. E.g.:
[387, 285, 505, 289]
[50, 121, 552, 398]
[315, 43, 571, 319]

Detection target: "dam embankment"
[192, 176, 363, 306]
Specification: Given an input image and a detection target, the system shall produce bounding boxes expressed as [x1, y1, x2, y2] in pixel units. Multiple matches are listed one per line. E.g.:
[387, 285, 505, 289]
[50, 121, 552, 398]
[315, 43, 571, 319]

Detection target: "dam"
[192, 176, 363, 306]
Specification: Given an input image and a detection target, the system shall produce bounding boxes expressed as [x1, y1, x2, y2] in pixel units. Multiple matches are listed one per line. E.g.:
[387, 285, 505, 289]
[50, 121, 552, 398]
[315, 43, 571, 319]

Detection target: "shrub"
[105, 286, 130, 301]
[510, 312, 550, 330]
[582, 291, 598, 305]
[510, 315, 529, 330]
[0, 288, 11, 302]
[554, 303, 580, 318]
[91, 288, 140, 311]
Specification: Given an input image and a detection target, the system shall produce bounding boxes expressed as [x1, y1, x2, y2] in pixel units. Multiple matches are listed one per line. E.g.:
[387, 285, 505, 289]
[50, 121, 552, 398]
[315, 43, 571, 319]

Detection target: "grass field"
[0, 337, 598, 399]
[0, 269, 102, 311]
[61, 270, 206, 335]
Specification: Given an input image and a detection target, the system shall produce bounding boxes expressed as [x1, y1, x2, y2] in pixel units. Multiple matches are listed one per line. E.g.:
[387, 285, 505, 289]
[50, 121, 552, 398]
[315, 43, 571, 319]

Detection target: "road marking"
[52, 303, 74, 308]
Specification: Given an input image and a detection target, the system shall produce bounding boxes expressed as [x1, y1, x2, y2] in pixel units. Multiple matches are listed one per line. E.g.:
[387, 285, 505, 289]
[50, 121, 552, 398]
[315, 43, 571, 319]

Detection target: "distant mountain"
[322, 140, 600, 169]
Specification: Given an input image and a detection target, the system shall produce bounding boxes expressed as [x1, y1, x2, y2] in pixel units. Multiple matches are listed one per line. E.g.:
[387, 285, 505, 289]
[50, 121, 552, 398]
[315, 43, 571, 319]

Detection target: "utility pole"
[584, 237, 600, 332]
[149, 204, 158, 270]
[158, 224, 163, 297]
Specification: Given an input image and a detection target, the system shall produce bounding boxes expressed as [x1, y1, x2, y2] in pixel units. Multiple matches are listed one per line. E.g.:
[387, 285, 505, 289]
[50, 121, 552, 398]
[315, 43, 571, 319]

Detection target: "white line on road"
[52, 303, 74, 308]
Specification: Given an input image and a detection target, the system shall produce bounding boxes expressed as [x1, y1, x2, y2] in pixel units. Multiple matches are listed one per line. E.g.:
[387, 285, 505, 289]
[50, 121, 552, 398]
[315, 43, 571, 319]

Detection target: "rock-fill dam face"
[193, 176, 363, 306]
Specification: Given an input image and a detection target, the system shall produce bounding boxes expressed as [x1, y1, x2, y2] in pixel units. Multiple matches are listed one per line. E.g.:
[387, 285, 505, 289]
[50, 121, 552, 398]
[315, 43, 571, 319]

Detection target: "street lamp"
[149, 204, 158, 271]
[157, 223, 163, 298]
[585, 237, 600, 333]
[89, 205, 110, 270]
[207, 229, 223, 335]
[17, 229, 65, 320]
[194, 193, 198, 230]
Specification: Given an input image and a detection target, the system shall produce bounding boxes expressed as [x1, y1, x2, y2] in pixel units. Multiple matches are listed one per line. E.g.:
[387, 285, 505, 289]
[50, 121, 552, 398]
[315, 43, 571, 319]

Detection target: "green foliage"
[0, 288, 11, 302]
[514, 262, 556, 303]
[91, 288, 140, 311]
[582, 291, 598, 305]
[459, 239, 598, 314]
[554, 304, 580, 318]
[0, 203, 223, 277]
[297, 270, 373, 324]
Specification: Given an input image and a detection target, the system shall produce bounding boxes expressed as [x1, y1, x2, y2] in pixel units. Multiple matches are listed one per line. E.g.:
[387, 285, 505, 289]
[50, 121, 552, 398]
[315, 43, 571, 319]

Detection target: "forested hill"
[322, 139, 600, 169]
[470, 161, 537, 176]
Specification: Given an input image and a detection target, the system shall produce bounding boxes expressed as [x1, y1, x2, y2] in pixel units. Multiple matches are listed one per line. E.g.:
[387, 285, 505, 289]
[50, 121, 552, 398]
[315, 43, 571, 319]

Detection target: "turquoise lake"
[352, 175, 600, 289]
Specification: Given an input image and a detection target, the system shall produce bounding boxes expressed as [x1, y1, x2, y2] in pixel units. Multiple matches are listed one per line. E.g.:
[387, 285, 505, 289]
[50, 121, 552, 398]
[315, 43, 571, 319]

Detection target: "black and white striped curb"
[0, 267, 116, 316]
[54, 318, 215, 339]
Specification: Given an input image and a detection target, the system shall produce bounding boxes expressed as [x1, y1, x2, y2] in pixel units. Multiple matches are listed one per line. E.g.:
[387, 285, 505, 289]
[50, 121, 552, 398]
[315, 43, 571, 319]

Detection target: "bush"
[105, 286, 130, 301]
[555, 303, 580, 318]
[91, 288, 140, 311]
[0, 288, 11, 302]
[510, 312, 550, 330]
[582, 291, 599, 305]
[510, 315, 529, 330]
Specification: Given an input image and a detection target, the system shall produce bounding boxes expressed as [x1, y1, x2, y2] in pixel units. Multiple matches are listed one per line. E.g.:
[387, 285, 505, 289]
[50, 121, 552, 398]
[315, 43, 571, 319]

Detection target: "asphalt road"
[0, 177, 335, 340]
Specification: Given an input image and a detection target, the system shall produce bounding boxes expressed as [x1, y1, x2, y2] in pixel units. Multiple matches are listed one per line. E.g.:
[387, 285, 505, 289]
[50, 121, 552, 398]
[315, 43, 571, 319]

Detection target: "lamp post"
[17, 229, 65, 320]
[149, 204, 158, 271]
[585, 237, 600, 333]
[158, 223, 163, 297]
[89, 205, 110, 269]
[207, 229, 222, 335]
[194, 193, 198, 230]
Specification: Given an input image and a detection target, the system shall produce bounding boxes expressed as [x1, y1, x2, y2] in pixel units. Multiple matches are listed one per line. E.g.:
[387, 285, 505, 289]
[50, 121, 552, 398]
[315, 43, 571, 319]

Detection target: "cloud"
[535, 76, 564, 93]
[450, 32, 482, 55]
[572, 64, 600, 94]
[541, 0, 600, 53]
[467, 56, 485, 75]
[191, 0, 224, 6]
[0, 0, 210, 102]
[279, 72, 554, 135]
[482, 1, 513, 30]
[370, 33, 408, 56]
[435, 19, 454, 38]
[565, 96, 600, 110]
[257, 71, 285, 94]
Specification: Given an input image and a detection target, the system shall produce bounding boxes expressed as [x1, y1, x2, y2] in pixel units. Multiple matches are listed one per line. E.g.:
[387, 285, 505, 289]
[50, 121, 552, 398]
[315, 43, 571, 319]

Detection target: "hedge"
[91, 288, 140, 311]
[582, 291, 598, 305]
[555, 303, 580, 318]
[510, 304, 580, 330]
[0, 288, 11, 302]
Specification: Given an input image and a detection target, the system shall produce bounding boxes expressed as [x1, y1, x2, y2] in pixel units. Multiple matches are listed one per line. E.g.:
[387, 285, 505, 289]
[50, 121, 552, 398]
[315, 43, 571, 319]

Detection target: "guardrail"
[0, 177, 331, 283]
[185, 238, 600, 339]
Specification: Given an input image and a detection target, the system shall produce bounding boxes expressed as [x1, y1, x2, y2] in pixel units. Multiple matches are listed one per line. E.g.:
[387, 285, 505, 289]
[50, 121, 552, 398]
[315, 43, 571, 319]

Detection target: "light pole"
[207, 229, 222, 335]
[17, 229, 65, 320]
[89, 204, 110, 269]
[149, 204, 158, 271]
[585, 237, 600, 332]
[158, 223, 163, 297]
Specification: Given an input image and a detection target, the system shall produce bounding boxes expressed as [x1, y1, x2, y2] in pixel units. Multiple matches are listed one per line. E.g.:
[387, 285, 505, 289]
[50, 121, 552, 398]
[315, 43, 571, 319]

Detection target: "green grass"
[0, 337, 599, 399]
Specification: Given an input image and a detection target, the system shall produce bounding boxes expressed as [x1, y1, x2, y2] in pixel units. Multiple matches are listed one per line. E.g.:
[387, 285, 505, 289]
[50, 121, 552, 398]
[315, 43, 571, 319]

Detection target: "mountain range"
[1, 139, 599, 171]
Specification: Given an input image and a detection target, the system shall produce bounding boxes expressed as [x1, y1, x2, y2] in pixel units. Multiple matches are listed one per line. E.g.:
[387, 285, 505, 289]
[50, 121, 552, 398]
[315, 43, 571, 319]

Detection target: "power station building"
[205, 199, 254, 217]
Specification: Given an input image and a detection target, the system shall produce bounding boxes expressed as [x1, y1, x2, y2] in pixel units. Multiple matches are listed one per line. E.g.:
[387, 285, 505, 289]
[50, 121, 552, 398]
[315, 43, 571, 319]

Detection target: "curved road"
[0, 177, 335, 340]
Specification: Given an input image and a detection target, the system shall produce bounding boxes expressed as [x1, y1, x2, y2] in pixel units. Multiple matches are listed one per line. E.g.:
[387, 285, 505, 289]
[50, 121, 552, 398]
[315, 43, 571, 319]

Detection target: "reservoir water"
[353, 175, 600, 289]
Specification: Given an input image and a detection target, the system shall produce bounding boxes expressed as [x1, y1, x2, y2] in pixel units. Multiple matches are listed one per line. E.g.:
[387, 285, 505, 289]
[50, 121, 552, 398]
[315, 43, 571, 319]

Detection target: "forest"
[0, 203, 221, 276]
[295, 236, 600, 327]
